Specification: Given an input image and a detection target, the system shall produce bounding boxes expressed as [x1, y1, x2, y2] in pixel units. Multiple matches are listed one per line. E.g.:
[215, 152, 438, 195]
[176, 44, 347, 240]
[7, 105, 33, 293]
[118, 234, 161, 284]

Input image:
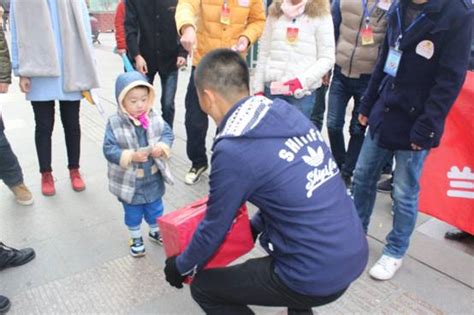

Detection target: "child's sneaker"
[129, 237, 146, 257]
[148, 231, 163, 245]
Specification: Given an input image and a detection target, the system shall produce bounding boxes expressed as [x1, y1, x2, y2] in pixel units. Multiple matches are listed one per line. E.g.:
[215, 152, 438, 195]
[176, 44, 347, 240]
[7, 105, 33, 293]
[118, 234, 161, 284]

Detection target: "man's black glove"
[164, 256, 186, 289]
[250, 224, 260, 243]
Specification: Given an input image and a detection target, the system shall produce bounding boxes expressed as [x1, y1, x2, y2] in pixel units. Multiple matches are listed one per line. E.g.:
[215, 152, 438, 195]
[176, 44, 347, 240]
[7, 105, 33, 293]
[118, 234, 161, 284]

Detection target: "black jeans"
[146, 67, 179, 129]
[310, 85, 328, 131]
[31, 101, 81, 173]
[0, 121, 23, 188]
[184, 68, 208, 168]
[190, 256, 347, 315]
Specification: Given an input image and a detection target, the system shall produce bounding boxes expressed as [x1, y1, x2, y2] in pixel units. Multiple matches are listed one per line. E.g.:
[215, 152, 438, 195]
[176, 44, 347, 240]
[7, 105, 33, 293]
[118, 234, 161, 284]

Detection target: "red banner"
[419, 71, 474, 234]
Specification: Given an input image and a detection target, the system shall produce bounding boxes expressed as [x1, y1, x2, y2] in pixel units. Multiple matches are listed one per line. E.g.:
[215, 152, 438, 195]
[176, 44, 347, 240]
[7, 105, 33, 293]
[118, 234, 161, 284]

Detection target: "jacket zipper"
[348, 14, 366, 77]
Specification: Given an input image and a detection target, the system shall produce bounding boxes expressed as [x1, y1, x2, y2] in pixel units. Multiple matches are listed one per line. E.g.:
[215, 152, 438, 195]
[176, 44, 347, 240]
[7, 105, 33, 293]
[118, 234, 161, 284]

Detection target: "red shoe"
[41, 172, 56, 196]
[69, 169, 86, 192]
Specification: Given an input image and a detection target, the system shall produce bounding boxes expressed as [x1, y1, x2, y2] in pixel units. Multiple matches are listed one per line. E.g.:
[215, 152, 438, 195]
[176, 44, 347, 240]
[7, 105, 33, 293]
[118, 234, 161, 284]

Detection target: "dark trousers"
[190, 256, 347, 315]
[146, 67, 179, 129]
[0, 122, 23, 188]
[31, 101, 81, 173]
[327, 67, 370, 177]
[310, 85, 328, 131]
[184, 68, 208, 168]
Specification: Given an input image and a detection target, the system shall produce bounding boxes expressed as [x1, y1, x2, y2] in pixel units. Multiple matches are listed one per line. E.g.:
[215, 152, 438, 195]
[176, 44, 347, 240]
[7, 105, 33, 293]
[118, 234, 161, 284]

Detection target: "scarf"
[13, 0, 100, 92]
[281, 0, 308, 19]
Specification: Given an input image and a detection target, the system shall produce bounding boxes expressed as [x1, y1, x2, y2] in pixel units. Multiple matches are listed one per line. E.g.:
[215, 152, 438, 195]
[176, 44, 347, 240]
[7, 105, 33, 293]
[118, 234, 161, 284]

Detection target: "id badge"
[286, 27, 299, 44]
[361, 27, 375, 46]
[384, 47, 403, 77]
[220, 5, 230, 25]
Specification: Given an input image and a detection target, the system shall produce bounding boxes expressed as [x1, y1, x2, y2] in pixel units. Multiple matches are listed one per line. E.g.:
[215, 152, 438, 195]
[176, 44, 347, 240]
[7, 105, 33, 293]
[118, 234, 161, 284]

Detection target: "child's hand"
[0, 83, 9, 93]
[132, 150, 149, 163]
[19, 77, 31, 93]
[151, 146, 164, 158]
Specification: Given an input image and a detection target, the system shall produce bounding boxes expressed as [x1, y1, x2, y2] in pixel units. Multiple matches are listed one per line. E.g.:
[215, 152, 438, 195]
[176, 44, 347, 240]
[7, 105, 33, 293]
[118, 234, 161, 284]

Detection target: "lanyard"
[362, 0, 380, 24]
[395, 6, 426, 49]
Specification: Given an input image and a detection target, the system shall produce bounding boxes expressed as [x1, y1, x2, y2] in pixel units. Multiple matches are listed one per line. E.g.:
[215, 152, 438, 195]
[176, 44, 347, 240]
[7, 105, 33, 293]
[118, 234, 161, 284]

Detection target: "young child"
[104, 71, 174, 257]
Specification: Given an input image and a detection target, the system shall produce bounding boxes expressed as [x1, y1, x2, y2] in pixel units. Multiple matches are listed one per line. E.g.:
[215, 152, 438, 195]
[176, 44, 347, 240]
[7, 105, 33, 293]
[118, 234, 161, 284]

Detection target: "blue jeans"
[185, 68, 209, 168]
[352, 129, 429, 258]
[310, 85, 328, 131]
[327, 67, 370, 177]
[0, 125, 23, 188]
[122, 198, 164, 228]
[147, 69, 178, 129]
[264, 87, 316, 119]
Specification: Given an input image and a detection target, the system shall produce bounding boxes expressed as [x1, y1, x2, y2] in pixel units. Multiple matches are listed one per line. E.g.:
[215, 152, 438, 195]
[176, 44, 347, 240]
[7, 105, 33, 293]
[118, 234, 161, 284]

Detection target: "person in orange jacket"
[176, 0, 266, 185]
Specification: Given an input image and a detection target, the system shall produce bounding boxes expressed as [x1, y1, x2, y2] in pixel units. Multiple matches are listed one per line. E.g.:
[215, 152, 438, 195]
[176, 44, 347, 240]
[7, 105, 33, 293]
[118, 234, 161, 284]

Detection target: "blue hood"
[114, 71, 156, 114]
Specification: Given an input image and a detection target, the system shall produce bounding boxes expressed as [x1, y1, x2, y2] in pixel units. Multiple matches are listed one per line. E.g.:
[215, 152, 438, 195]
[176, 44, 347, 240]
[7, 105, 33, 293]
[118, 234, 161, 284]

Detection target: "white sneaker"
[184, 165, 208, 185]
[369, 255, 403, 280]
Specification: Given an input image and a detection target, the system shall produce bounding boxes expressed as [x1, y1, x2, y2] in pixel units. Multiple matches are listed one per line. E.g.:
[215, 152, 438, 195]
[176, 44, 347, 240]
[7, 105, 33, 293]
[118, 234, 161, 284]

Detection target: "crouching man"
[164, 49, 368, 315]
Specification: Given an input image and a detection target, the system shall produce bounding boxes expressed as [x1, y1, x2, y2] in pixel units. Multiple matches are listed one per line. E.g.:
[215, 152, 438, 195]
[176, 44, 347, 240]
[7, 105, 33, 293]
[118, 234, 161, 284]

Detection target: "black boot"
[444, 229, 473, 241]
[0, 242, 36, 271]
[0, 295, 11, 314]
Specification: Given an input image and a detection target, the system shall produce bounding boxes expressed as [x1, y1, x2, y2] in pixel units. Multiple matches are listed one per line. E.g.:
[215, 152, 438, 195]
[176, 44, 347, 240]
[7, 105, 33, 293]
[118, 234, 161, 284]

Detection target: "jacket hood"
[114, 71, 156, 118]
[216, 96, 317, 146]
[269, 0, 330, 18]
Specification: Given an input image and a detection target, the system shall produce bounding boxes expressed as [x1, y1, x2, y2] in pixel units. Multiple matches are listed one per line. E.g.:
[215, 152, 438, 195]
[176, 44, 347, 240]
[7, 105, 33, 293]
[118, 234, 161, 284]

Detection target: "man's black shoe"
[0, 243, 36, 271]
[0, 295, 11, 314]
[377, 177, 392, 193]
[444, 229, 473, 241]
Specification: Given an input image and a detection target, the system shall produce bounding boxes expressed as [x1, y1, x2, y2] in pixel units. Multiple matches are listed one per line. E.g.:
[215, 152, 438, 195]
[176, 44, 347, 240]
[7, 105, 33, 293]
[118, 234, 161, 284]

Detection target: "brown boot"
[9, 183, 34, 206]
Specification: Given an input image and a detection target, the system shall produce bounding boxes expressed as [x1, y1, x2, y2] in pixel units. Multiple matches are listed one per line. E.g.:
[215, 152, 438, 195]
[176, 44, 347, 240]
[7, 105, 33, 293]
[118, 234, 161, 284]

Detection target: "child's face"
[123, 87, 149, 118]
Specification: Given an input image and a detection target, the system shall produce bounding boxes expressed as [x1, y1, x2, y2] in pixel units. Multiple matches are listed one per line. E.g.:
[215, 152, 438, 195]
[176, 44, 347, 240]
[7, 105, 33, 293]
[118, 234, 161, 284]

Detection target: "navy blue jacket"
[176, 96, 368, 296]
[360, 0, 473, 150]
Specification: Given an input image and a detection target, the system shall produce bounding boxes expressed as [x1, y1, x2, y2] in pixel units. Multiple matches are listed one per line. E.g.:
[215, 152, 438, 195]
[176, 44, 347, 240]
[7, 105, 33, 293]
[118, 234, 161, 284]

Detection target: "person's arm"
[331, 0, 341, 43]
[297, 15, 335, 90]
[103, 122, 135, 167]
[175, 0, 201, 35]
[153, 121, 174, 159]
[240, 0, 266, 46]
[410, 11, 473, 149]
[0, 27, 11, 84]
[115, 1, 127, 51]
[175, 147, 256, 275]
[125, 0, 140, 59]
[252, 17, 274, 94]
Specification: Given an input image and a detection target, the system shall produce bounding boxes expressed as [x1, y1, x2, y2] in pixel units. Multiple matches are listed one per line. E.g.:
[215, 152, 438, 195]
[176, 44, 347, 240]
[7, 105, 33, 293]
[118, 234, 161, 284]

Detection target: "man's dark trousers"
[190, 256, 347, 315]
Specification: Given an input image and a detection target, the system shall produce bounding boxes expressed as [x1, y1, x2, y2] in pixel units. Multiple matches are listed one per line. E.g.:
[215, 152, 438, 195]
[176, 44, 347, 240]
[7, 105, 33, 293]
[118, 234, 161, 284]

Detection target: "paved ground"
[0, 33, 473, 314]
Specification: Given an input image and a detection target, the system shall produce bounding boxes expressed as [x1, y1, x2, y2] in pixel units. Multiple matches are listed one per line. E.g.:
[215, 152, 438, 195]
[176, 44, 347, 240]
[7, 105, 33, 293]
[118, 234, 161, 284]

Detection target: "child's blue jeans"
[122, 198, 164, 228]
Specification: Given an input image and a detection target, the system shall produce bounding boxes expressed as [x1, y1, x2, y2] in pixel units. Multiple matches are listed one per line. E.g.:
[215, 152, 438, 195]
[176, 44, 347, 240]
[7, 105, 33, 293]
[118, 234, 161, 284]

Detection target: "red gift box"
[158, 196, 254, 277]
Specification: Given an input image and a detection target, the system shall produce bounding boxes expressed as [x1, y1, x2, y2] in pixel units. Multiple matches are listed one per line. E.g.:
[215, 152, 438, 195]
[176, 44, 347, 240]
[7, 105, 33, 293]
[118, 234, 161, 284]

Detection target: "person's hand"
[176, 56, 187, 68]
[132, 150, 149, 163]
[134, 55, 148, 75]
[180, 25, 196, 54]
[322, 72, 331, 86]
[232, 36, 250, 52]
[0, 83, 9, 93]
[116, 49, 127, 56]
[411, 143, 422, 151]
[19, 77, 31, 93]
[164, 256, 186, 289]
[358, 114, 368, 126]
[151, 146, 164, 159]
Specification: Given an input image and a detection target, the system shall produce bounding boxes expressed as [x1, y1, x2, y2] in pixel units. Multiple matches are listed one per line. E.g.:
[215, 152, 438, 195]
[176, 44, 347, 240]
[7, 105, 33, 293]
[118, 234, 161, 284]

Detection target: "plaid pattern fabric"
[107, 110, 174, 203]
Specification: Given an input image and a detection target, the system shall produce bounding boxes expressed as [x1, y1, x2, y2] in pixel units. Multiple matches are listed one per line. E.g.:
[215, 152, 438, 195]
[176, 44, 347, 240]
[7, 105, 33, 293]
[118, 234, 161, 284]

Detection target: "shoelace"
[378, 256, 395, 271]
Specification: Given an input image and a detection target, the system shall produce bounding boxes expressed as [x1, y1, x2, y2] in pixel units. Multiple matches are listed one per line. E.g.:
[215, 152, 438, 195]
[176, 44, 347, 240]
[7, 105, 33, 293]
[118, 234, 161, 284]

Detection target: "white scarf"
[281, 0, 308, 19]
[13, 0, 99, 92]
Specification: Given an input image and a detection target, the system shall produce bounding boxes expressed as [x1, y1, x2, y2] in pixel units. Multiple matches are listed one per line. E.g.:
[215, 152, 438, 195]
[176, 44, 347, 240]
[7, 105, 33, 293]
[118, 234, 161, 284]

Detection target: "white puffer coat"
[253, 0, 335, 94]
